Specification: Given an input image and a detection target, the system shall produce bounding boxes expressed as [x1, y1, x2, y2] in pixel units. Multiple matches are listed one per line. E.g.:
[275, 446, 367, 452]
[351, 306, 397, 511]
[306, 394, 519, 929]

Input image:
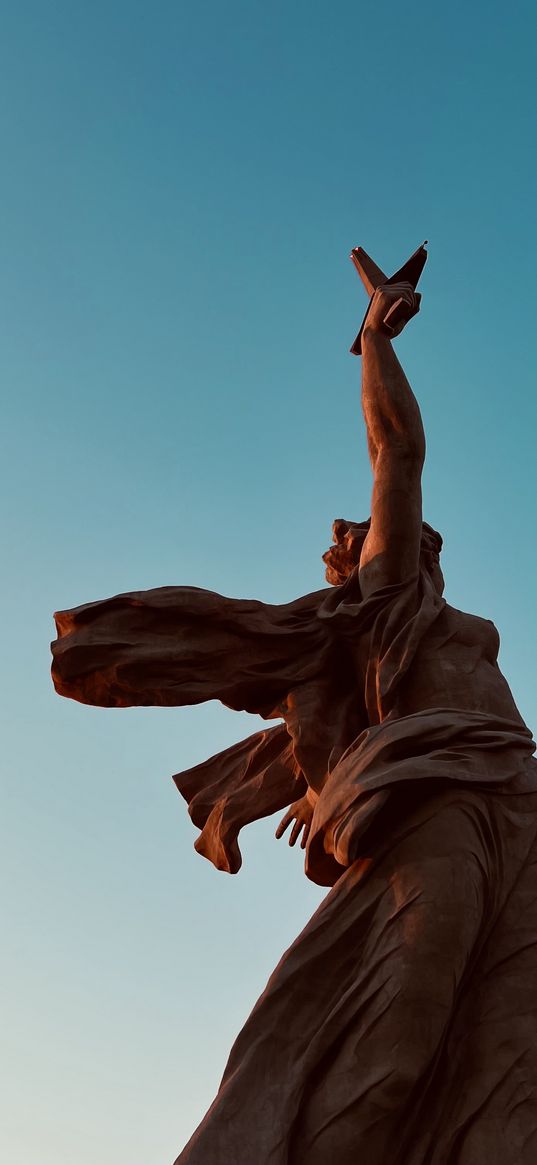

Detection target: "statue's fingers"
[386, 284, 417, 313]
[383, 294, 418, 337]
[389, 280, 415, 300]
[300, 820, 311, 850]
[275, 812, 293, 839]
[289, 819, 303, 847]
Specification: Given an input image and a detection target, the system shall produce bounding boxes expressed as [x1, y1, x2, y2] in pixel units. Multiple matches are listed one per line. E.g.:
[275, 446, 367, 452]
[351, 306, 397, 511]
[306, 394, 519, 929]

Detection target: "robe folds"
[51, 568, 536, 885]
[175, 784, 537, 1165]
[51, 568, 537, 1163]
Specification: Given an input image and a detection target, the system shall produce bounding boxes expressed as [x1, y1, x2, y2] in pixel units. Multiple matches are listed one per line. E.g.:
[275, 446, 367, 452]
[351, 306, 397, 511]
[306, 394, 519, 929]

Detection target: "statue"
[51, 245, 537, 1164]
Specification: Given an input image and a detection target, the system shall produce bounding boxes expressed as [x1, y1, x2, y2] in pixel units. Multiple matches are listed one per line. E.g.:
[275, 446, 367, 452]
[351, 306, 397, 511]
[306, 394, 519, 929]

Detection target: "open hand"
[275, 795, 314, 849]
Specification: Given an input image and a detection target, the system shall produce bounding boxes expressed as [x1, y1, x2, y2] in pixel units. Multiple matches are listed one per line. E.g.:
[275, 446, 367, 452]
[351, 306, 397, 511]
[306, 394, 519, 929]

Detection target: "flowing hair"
[323, 518, 443, 586]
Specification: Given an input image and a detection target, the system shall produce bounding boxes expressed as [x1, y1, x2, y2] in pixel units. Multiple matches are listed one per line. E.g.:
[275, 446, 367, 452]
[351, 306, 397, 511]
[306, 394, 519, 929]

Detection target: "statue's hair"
[323, 518, 443, 587]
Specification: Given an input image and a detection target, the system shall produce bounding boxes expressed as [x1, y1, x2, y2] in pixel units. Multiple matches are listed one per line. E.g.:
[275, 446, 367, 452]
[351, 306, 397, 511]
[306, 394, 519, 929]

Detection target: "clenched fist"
[365, 281, 420, 339]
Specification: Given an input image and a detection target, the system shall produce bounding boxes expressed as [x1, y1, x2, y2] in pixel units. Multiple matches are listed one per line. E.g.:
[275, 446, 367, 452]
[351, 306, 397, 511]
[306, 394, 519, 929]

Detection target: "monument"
[51, 245, 537, 1164]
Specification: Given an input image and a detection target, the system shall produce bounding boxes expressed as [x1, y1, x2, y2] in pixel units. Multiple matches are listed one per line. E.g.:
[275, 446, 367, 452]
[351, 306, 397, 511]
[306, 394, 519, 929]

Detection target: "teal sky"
[2, 3, 536, 1162]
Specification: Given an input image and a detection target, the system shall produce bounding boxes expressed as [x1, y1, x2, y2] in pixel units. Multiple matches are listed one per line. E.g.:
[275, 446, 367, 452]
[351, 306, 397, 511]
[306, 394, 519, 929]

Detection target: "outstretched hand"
[275, 795, 314, 849]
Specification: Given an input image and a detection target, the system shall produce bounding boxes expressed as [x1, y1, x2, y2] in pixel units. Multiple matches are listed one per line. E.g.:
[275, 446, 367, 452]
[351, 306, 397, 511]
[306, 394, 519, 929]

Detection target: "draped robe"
[51, 566, 537, 1164]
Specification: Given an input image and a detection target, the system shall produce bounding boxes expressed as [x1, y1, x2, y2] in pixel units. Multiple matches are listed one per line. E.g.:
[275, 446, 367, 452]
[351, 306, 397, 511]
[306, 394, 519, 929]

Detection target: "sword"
[349, 241, 428, 355]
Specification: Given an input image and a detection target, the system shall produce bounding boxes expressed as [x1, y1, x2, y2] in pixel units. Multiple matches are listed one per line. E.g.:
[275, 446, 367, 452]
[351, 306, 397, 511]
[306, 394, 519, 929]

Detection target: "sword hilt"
[382, 291, 421, 337]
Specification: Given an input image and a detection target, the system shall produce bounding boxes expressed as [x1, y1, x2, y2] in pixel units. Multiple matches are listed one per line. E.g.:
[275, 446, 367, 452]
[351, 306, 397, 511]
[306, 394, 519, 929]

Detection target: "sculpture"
[51, 245, 537, 1164]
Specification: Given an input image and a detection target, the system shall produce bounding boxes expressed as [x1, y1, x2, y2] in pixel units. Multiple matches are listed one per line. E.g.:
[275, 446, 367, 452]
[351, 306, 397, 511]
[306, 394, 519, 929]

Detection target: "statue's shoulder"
[429, 602, 500, 662]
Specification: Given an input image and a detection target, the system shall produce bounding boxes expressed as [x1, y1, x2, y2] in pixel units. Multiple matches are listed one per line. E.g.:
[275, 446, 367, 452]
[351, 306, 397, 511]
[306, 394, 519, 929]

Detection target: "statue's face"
[324, 518, 445, 592]
[323, 519, 368, 586]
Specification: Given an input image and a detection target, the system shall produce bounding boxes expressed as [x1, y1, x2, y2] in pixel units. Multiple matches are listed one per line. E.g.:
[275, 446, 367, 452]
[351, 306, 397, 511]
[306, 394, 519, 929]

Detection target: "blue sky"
[1, 2, 536, 1161]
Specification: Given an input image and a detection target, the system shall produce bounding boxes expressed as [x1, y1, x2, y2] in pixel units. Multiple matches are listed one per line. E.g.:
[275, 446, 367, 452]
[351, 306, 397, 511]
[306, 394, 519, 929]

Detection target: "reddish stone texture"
[51, 264, 537, 1164]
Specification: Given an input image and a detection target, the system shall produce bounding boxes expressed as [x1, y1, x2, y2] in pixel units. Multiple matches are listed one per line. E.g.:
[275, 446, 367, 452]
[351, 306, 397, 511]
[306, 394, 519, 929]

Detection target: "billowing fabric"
[173, 725, 305, 874]
[50, 568, 442, 862]
[174, 786, 537, 1165]
[51, 583, 331, 715]
[51, 569, 535, 883]
[52, 568, 448, 879]
[50, 566, 537, 1163]
[306, 707, 537, 885]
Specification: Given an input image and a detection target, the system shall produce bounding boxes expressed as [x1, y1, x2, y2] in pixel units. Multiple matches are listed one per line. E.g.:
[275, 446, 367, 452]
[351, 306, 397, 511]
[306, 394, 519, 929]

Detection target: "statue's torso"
[357, 602, 524, 726]
[283, 601, 527, 799]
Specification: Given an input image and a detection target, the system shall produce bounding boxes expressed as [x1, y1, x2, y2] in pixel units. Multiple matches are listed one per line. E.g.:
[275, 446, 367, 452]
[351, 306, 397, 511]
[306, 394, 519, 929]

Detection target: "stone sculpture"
[51, 245, 537, 1164]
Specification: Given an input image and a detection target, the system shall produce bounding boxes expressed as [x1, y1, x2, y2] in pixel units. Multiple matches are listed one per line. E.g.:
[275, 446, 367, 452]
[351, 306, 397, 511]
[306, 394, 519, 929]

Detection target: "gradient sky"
[2, 2, 536, 1162]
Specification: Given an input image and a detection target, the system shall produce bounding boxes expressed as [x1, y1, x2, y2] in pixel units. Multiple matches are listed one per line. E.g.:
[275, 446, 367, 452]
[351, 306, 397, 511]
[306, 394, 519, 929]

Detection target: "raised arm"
[358, 283, 425, 599]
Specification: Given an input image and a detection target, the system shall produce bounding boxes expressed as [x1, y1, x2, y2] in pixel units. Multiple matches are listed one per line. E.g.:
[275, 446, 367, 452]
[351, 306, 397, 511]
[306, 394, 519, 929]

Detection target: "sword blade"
[349, 247, 388, 296]
[387, 241, 428, 289]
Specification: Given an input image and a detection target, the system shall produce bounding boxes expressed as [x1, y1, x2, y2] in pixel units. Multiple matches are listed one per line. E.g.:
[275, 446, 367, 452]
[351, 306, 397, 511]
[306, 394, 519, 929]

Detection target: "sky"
[1, 2, 536, 1162]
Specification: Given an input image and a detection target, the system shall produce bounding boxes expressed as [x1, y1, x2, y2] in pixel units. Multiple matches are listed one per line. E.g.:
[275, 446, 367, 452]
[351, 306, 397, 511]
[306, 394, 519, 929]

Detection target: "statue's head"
[323, 518, 444, 593]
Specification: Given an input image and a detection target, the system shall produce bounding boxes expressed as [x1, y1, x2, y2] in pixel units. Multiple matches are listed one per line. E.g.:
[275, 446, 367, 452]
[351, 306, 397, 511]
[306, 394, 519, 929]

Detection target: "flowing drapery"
[51, 570, 537, 1162]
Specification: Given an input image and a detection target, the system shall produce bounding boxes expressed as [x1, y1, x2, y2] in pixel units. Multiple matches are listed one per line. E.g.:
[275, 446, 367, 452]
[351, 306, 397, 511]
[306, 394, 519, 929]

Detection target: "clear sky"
[1, 2, 536, 1162]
